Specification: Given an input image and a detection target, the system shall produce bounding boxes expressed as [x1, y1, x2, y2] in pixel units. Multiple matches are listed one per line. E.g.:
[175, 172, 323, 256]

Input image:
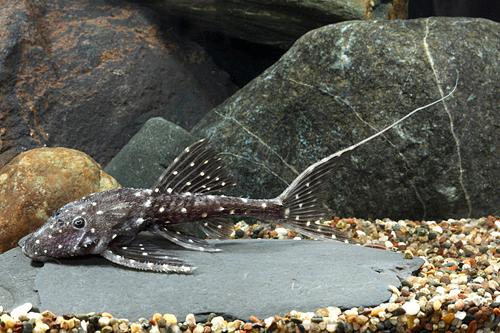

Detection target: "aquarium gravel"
[1, 216, 498, 333]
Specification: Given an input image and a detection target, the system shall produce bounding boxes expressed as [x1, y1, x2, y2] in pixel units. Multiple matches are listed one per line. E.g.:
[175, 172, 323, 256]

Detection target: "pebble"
[130, 323, 142, 333]
[210, 317, 225, 332]
[99, 317, 111, 327]
[33, 321, 50, 333]
[162, 314, 177, 326]
[10, 303, 32, 320]
[402, 299, 420, 316]
[184, 314, 196, 327]
[0, 314, 16, 329]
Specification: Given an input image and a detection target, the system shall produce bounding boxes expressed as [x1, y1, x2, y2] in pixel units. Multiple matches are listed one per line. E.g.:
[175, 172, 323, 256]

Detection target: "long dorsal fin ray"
[153, 139, 235, 194]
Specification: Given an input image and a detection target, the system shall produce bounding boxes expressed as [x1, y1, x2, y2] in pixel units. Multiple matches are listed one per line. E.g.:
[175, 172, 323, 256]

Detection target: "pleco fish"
[19, 81, 457, 273]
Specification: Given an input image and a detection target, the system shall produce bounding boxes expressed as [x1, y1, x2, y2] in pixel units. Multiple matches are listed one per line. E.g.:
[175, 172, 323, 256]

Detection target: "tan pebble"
[404, 250, 414, 259]
[99, 317, 111, 327]
[387, 303, 400, 312]
[192, 325, 204, 333]
[226, 321, 239, 333]
[442, 313, 455, 325]
[61, 319, 75, 330]
[355, 315, 369, 325]
[203, 326, 211, 333]
[433, 300, 442, 311]
[0, 314, 16, 329]
[242, 323, 252, 331]
[484, 265, 494, 275]
[185, 314, 196, 327]
[118, 322, 129, 333]
[33, 322, 50, 333]
[151, 313, 162, 325]
[163, 314, 177, 326]
[455, 300, 465, 311]
[370, 307, 384, 316]
[130, 323, 142, 333]
[488, 280, 499, 290]
[101, 313, 113, 319]
[315, 308, 329, 317]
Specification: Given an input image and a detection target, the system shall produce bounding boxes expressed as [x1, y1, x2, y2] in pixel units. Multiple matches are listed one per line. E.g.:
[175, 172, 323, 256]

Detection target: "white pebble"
[264, 317, 274, 328]
[98, 317, 110, 327]
[210, 316, 225, 331]
[10, 302, 32, 320]
[455, 311, 466, 320]
[402, 299, 420, 316]
[275, 227, 289, 239]
[185, 313, 196, 326]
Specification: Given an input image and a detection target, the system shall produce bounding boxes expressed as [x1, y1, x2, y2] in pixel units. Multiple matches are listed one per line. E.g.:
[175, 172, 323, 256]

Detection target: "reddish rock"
[0, 147, 119, 253]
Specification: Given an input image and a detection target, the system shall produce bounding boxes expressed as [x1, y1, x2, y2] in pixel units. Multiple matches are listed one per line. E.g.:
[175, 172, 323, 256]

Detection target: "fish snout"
[18, 234, 47, 261]
[18, 233, 31, 248]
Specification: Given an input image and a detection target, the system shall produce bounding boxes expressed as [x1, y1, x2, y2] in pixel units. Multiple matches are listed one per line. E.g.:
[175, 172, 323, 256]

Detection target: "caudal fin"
[277, 153, 351, 241]
[277, 77, 458, 241]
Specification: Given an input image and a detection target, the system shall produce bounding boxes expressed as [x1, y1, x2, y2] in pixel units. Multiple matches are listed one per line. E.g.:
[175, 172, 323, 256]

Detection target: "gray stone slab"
[28, 238, 423, 320]
[0, 248, 40, 311]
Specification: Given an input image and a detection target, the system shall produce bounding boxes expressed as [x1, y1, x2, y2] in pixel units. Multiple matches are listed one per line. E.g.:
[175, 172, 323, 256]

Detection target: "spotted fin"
[150, 224, 222, 252]
[102, 241, 194, 274]
[153, 139, 235, 194]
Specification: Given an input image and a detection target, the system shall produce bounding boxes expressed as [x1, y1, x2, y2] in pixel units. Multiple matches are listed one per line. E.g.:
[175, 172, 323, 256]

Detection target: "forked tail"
[277, 77, 458, 240]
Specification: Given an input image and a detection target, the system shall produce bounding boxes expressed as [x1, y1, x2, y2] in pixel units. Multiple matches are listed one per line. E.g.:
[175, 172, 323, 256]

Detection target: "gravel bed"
[1, 216, 498, 332]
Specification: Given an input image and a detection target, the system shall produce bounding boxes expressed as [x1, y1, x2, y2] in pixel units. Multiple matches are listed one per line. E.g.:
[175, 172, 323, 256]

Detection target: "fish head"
[20, 189, 139, 261]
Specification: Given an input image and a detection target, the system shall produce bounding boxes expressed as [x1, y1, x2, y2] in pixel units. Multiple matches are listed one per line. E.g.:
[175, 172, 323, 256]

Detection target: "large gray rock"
[142, 0, 406, 48]
[105, 118, 195, 189]
[194, 17, 500, 220]
[1, 239, 423, 320]
[0, 0, 235, 168]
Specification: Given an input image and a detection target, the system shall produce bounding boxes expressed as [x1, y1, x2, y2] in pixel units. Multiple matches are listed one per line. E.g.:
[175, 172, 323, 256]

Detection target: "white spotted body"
[19, 84, 457, 274]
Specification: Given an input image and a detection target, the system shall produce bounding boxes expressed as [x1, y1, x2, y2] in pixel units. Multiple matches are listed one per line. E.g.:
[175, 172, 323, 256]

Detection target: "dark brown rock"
[0, 0, 235, 168]
[194, 17, 500, 219]
[142, 0, 405, 48]
[0, 147, 119, 253]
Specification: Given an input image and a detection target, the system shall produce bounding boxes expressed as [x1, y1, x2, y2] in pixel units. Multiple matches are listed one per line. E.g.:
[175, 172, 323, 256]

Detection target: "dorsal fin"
[153, 139, 235, 194]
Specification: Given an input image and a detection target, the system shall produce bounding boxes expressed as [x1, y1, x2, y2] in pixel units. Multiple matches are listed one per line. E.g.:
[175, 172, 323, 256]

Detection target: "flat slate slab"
[1, 238, 423, 320]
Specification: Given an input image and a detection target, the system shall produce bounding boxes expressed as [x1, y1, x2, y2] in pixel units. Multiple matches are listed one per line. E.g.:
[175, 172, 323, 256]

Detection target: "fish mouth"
[77, 238, 100, 253]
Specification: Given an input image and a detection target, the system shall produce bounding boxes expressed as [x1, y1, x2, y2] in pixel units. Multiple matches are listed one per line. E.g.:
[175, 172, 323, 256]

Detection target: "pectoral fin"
[102, 241, 195, 274]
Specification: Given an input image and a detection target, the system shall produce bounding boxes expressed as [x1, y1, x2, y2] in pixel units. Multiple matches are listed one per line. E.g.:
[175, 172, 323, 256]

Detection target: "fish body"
[20, 186, 284, 273]
[19, 82, 457, 273]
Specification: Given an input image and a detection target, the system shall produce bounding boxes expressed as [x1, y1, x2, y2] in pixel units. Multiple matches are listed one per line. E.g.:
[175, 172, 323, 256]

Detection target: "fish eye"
[72, 217, 86, 229]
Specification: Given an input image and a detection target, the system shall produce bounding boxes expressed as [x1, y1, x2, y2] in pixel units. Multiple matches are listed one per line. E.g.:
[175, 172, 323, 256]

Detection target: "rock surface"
[105, 117, 195, 189]
[194, 17, 500, 220]
[0, 0, 235, 168]
[143, 0, 406, 48]
[0, 148, 119, 253]
[0, 239, 423, 319]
